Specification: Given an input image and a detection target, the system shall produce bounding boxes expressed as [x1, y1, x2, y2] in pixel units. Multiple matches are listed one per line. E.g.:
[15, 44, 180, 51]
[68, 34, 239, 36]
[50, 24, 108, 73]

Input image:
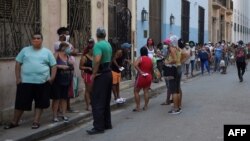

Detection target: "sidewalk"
[0, 71, 200, 141]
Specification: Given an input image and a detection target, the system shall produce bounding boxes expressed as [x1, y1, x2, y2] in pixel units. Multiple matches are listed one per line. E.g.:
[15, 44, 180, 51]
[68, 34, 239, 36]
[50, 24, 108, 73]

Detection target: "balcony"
[212, 0, 221, 9]
[212, 16, 218, 23]
[212, 0, 227, 9]
[226, 9, 233, 15]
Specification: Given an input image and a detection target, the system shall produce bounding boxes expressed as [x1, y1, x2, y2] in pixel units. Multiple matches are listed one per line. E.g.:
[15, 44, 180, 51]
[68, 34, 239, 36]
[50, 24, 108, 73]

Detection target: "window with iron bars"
[67, 0, 91, 53]
[0, 0, 40, 58]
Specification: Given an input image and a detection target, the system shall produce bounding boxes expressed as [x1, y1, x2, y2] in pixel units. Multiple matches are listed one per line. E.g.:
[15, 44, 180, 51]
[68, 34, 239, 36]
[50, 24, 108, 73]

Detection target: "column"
[41, 0, 64, 50]
[60, 0, 68, 27]
[128, 0, 136, 59]
[91, 0, 108, 41]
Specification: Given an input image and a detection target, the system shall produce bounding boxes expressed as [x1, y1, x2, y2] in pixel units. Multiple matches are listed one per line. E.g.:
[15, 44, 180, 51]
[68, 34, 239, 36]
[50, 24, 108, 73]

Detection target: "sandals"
[4, 122, 40, 129]
[132, 109, 140, 112]
[160, 102, 169, 105]
[133, 107, 148, 112]
[4, 123, 19, 129]
[31, 122, 40, 129]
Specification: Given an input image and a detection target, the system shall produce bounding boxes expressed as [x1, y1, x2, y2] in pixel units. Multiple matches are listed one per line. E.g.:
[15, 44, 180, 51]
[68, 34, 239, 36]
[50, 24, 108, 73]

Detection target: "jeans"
[214, 56, 221, 72]
[201, 60, 210, 75]
[190, 60, 195, 75]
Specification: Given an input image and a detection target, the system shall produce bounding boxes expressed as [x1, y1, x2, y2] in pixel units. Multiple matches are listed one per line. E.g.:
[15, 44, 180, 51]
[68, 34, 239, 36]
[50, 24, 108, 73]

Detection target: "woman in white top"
[146, 38, 160, 82]
[146, 38, 155, 59]
[189, 41, 196, 76]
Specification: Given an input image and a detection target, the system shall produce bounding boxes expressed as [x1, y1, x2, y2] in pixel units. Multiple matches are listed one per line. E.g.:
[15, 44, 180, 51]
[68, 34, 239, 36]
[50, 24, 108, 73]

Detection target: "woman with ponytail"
[79, 38, 95, 111]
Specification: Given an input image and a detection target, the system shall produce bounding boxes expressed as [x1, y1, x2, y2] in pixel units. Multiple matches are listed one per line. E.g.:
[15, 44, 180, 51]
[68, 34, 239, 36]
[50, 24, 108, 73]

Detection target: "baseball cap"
[163, 38, 171, 45]
[121, 43, 131, 48]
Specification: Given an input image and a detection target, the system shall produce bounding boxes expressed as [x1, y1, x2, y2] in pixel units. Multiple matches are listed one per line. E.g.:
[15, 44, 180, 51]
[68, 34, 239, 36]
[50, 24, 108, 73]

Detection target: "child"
[220, 57, 226, 74]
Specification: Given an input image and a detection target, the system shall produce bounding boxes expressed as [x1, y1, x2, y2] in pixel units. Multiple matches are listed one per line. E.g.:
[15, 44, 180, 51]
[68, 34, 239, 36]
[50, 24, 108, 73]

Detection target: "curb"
[16, 84, 166, 141]
[16, 72, 201, 141]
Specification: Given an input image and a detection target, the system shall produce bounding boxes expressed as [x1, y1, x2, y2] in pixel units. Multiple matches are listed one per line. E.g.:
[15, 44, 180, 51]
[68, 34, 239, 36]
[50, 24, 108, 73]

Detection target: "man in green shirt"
[4, 33, 57, 129]
[87, 27, 113, 135]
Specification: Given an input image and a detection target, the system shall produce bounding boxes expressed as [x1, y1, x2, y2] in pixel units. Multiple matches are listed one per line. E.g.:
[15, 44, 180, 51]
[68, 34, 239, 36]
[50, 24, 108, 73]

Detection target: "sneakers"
[168, 109, 181, 115]
[178, 108, 182, 112]
[115, 98, 126, 104]
[53, 117, 59, 122]
[67, 108, 79, 113]
[120, 98, 126, 103]
[31, 122, 40, 129]
[239, 77, 243, 82]
[62, 116, 69, 122]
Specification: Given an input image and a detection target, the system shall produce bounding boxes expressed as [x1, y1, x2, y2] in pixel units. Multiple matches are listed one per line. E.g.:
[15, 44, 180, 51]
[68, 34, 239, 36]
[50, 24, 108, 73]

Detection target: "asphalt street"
[43, 65, 250, 141]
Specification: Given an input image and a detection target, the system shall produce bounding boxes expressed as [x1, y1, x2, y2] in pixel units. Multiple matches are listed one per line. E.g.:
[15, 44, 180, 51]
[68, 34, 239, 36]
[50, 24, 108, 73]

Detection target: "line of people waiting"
[4, 26, 249, 133]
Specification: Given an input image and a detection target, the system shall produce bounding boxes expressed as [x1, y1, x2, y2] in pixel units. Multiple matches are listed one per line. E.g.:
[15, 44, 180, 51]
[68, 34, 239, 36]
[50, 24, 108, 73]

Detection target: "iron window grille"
[67, 0, 91, 53]
[0, 0, 40, 58]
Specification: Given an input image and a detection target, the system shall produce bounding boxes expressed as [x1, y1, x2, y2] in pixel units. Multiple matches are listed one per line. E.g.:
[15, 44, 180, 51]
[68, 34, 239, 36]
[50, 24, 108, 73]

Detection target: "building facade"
[136, 0, 149, 57]
[0, 0, 102, 123]
[162, 0, 209, 44]
[232, 0, 250, 43]
[136, 0, 210, 56]
[0, 0, 136, 123]
[208, 0, 233, 43]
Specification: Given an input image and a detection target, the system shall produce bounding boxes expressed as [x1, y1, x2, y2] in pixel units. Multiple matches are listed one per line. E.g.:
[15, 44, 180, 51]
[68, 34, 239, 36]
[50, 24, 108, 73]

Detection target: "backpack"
[199, 51, 208, 61]
[236, 48, 245, 62]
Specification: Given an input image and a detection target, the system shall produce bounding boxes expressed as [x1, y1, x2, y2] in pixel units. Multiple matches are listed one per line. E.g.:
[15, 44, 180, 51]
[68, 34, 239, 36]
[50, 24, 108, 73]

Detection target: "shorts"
[15, 81, 51, 111]
[50, 83, 69, 100]
[135, 74, 152, 89]
[82, 72, 92, 84]
[112, 71, 121, 84]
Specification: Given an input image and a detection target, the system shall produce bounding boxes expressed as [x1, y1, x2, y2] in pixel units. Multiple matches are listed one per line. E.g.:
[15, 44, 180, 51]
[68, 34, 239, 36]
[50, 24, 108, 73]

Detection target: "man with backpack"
[235, 40, 247, 82]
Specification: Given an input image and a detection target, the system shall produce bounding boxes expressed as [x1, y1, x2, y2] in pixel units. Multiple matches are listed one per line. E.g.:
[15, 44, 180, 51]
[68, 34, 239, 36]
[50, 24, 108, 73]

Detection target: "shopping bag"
[68, 75, 79, 98]
[220, 60, 225, 67]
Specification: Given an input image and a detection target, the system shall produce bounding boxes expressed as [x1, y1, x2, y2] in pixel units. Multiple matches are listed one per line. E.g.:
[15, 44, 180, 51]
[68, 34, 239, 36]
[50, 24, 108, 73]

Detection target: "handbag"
[220, 60, 225, 67]
[68, 74, 79, 98]
[55, 54, 73, 86]
[56, 69, 72, 86]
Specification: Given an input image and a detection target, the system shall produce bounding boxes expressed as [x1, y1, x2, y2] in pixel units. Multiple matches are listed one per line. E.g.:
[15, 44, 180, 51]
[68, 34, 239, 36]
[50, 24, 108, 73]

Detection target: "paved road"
[44, 65, 250, 141]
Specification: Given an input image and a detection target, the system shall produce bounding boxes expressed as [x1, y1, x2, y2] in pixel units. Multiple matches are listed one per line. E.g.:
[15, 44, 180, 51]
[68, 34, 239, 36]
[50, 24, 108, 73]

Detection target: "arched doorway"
[108, 0, 132, 80]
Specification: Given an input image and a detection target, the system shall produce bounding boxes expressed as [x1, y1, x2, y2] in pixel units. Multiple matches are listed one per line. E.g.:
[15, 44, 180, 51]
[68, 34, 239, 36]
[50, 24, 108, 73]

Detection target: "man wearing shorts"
[4, 33, 57, 129]
[111, 48, 126, 103]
